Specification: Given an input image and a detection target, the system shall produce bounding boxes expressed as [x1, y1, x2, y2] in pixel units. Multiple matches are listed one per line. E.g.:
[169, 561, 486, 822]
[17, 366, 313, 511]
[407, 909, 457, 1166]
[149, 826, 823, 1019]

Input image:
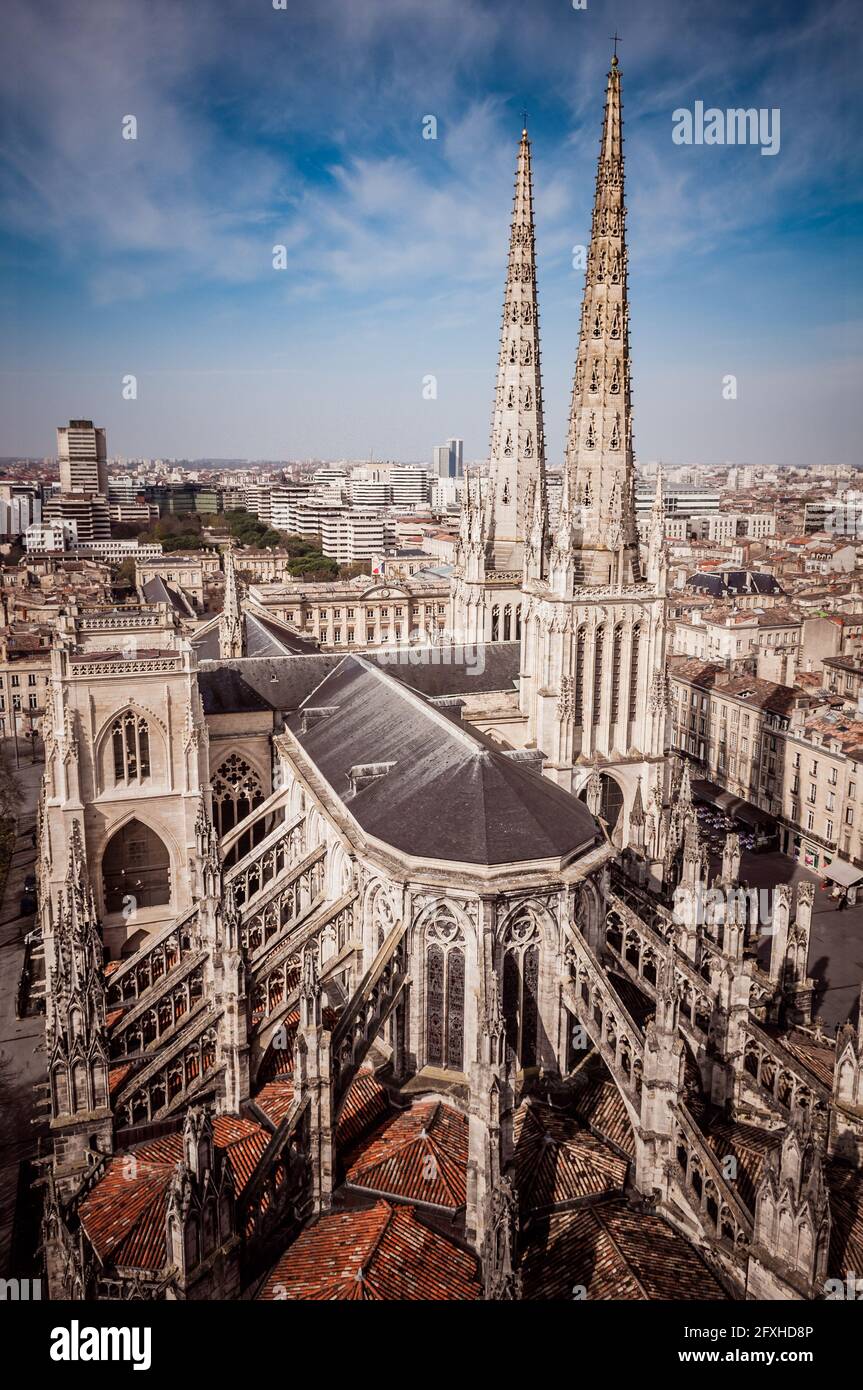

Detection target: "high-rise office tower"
[57, 419, 108, 496]
[446, 438, 464, 478]
[432, 444, 452, 478]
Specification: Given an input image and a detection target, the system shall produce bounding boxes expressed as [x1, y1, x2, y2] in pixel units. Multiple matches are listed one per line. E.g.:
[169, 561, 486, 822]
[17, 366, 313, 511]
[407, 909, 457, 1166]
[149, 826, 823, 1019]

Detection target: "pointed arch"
[94, 703, 167, 795]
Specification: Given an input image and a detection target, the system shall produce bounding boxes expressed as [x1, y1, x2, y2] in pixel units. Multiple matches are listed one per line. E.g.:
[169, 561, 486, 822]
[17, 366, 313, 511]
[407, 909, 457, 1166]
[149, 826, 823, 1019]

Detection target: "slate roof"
[286, 655, 598, 866]
[197, 641, 521, 715]
[520, 1200, 730, 1300]
[687, 571, 783, 599]
[257, 1199, 480, 1300]
[140, 574, 194, 617]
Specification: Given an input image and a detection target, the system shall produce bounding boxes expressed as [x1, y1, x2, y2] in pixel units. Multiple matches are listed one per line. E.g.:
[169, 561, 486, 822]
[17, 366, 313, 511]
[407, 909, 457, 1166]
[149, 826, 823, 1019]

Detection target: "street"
[0, 757, 47, 1277]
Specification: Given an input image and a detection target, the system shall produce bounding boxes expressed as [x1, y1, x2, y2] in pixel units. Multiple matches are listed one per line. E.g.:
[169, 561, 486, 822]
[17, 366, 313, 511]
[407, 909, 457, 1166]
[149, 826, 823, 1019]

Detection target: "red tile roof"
[78, 1115, 269, 1271]
[704, 1116, 781, 1212]
[514, 1101, 629, 1209]
[258, 1200, 480, 1300]
[334, 1069, 390, 1152]
[521, 1200, 729, 1300]
[254, 1080, 296, 1127]
[569, 1075, 635, 1158]
[344, 1099, 467, 1212]
[827, 1163, 863, 1280]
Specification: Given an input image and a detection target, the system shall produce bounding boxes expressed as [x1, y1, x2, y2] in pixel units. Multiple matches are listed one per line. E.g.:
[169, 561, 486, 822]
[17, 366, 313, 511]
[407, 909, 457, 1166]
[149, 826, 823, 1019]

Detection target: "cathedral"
[37, 55, 863, 1303]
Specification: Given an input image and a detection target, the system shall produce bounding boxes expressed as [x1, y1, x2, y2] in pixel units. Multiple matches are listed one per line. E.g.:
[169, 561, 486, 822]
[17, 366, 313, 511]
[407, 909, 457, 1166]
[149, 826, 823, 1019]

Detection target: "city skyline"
[1, 0, 860, 466]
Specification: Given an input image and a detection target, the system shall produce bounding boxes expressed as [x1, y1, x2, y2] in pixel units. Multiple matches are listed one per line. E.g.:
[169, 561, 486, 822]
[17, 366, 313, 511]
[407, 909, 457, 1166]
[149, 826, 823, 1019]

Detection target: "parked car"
[19, 893, 36, 916]
[24, 926, 42, 946]
[23, 873, 37, 893]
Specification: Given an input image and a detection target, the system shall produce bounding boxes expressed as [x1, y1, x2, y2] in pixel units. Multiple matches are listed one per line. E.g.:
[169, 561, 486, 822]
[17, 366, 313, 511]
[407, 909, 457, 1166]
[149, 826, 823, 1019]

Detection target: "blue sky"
[0, 0, 861, 466]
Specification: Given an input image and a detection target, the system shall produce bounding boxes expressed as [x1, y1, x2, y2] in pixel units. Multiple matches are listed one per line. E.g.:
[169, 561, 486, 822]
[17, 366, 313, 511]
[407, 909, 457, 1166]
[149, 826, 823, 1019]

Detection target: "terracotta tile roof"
[704, 1116, 781, 1211]
[254, 1080, 296, 1127]
[781, 1031, 837, 1091]
[521, 1200, 729, 1300]
[569, 1076, 636, 1158]
[108, 1062, 134, 1097]
[335, 1069, 390, 1152]
[78, 1115, 268, 1271]
[514, 1101, 628, 1210]
[344, 1099, 467, 1212]
[827, 1163, 863, 1280]
[258, 1199, 480, 1300]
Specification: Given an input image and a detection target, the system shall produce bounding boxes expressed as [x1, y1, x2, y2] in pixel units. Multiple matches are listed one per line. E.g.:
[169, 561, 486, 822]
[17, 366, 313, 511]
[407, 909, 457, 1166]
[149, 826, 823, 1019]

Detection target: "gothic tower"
[518, 54, 670, 849]
[452, 125, 545, 646]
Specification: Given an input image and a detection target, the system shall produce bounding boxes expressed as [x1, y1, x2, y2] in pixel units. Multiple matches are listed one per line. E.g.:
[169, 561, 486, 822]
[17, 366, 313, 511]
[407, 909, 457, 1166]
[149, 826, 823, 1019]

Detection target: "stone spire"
[219, 545, 243, 660]
[487, 124, 546, 568]
[563, 52, 639, 587]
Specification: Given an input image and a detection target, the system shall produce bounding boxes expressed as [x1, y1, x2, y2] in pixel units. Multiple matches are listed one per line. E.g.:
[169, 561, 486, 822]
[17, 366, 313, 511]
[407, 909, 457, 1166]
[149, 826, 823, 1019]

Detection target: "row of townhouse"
[667, 656, 863, 873]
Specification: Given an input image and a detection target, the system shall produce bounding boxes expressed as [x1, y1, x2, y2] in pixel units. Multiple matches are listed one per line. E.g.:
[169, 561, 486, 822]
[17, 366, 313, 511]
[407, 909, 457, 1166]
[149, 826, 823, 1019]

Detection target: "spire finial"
[610, 31, 621, 64]
[521, 109, 528, 136]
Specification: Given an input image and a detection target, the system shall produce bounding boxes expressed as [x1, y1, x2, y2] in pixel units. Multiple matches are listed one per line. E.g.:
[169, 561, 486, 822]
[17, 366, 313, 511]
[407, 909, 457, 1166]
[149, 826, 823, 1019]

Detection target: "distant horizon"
[1, 0, 860, 464]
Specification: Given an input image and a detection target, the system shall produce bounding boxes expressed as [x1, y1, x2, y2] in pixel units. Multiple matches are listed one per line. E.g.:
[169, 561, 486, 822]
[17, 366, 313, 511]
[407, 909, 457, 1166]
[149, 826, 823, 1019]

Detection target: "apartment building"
[249, 572, 450, 648]
[669, 655, 863, 874]
[671, 607, 800, 666]
[0, 631, 52, 742]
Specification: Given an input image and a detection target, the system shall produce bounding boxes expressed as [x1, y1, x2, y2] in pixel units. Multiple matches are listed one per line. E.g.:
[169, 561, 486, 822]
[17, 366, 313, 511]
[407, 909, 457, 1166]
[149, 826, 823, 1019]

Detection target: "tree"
[0, 743, 24, 823]
[113, 557, 137, 589]
[287, 552, 338, 581]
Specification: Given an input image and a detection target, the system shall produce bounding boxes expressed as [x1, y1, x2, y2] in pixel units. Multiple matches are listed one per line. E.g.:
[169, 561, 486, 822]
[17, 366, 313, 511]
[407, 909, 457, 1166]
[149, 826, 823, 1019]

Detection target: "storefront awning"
[822, 858, 863, 888]
[690, 778, 777, 831]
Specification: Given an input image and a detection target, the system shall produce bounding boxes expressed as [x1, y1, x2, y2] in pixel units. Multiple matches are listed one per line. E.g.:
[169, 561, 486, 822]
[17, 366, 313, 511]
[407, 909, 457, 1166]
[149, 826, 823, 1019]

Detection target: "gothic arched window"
[425, 908, 465, 1072]
[212, 754, 265, 836]
[592, 627, 604, 725]
[112, 712, 151, 785]
[491, 606, 500, 642]
[574, 626, 585, 726]
[611, 624, 623, 723]
[501, 912, 541, 1069]
[503, 605, 512, 642]
[629, 625, 642, 722]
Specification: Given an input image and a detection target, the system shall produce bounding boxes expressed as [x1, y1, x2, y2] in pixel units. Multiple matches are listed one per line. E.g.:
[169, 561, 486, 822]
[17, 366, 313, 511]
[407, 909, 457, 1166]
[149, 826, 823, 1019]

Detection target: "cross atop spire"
[609, 30, 621, 62]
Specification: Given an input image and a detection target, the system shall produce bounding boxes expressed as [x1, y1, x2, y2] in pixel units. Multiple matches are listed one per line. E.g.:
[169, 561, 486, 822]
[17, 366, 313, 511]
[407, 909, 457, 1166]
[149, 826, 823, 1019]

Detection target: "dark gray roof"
[191, 623, 221, 661]
[198, 667, 273, 715]
[197, 642, 521, 715]
[687, 571, 783, 598]
[245, 610, 319, 657]
[286, 655, 598, 866]
[141, 573, 196, 618]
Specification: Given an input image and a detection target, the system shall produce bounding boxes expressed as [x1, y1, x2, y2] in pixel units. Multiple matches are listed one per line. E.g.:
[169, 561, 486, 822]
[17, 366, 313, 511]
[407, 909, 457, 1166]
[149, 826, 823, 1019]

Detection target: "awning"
[822, 858, 863, 888]
[690, 778, 777, 831]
